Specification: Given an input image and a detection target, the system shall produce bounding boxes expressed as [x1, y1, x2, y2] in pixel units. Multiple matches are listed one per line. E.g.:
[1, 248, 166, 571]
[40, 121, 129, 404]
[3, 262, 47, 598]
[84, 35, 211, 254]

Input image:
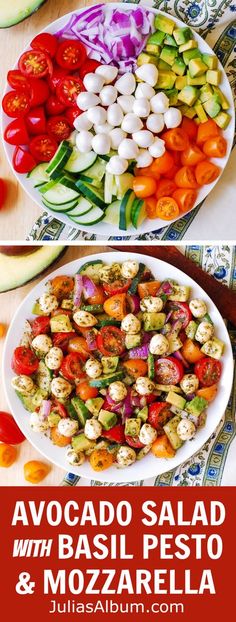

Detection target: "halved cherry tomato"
[52, 332, 76, 352]
[156, 178, 176, 199]
[197, 119, 220, 145]
[148, 402, 172, 431]
[68, 336, 90, 359]
[60, 352, 85, 381]
[79, 59, 101, 80]
[168, 301, 192, 328]
[31, 315, 50, 337]
[155, 357, 184, 385]
[134, 166, 159, 180]
[125, 435, 144, 448]
[46, 95, 65, 116]
[196, 384, 218, 402]
[0, 443, 17, 468]
[150, 151, 174, 175]
[47, 115, 71, 142]
[181, 117, 198, 141]
[51, 308, 72, 318]
[162, 128, 189, 151]
[48, 67, 68, 93]
[145, 196, 157, 219]
[156, 196, 179, 220]
[65, 106, 81, 127]
[181, 338, 204, 364]
[151, 434, 176, 458]
[103, 293, 127, 320]
[102, 424, 125, 444]
[0, 412, 25, 445]
[57, 75, 84, 107]
[123, 359, 148, 379]
[87, 284, 105, 305]
[12, 346, 39, 375]
[2, 90, 30, 118]
[51, 427, 71, 447]
[4, 118, 29, 145]
[52, 400, 68, 418]
[26, 107, 46, 135]
[29, 134, 57, 162]
[194, 357, 222, 387]
[7, 70, 29, 91]
[163, 163, 179, 180]
[90, 448, 114, 471]
[13, 146, 36, 173]
[18, 50, 53, 78]
[172, 188, 197, 213]
[195, 161, 220, 185]
[31, 32, 58, 57]
[50, 275, 74, 299]
[76, 381, 98, 400]
[29, 78, 50, 107]
[56, 40, 87, 70]
[133, 176, 157, 198]
[138, 280, 161, 298]
[175, 166, 198, 189]
[97, 326, 125, 356]
[180, 144, 205, 167]
[202, 136, 227, 158]
[24, 460, 50, 483]
[103, 280, 131, 296]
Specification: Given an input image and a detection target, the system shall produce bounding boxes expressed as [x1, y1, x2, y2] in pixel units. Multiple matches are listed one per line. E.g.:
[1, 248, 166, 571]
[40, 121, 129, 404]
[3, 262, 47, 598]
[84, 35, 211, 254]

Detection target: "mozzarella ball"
[135, 83, 155, 100]
[12, 375, 35, 395]
[109, 127, 127, 149]
[84, 418, 102, 440]
[100, 85, 118, 106]
[189, 299, 207, 319]
[150, 92, 169, 114]
[39, 293, 58, 314]
[132, 130, 154, 148]
[30, 411, 49, 433]
[115, 73, 136, 95]
[121, 260, 139, 279]
[121, 113, 143, 133]
[136, 149, 153, 168]
[121, 313, 141, 334]
[45, 347, 63, 370]
[164, 107, 182, 129]
[117, 95, 135, 113]
[133, 97, 150, 118]
[75, 130, 93, 153]
[83, 72, 105, 93]
[140, 296, 163, 313]
[95, 64, 118, 84]
[32, 334, 52, 356]
[85, 358, 102, 379]
[73, 310, 97, 327]
[94, 122, 113, 135]
[118, 138, 139, 159]
[146, 113, 164, 134]
[149, 334, 169, 355]
[51, 377, 73, 399]
[139, 423, 157, 445]
[73, 112, 93, 131]
[149, 138, 165, 158]
[135, 377, 155, 395]
[91, 133, 111, 155]
[116, 445, 136, 467]
[135, 64, 158, 87]
[58, 418, 79, 437]
[108, 381, 127, 402]
[66, 448, 85, 466]
[195, 321, 214, 344]
[106, 155, 128, 175]
[180, 374, 199, 395]
[177, 419, 196, 441]
[107, 103, 124, 127]
[76, 92, 101, 111]
[87, 106, 107, 126]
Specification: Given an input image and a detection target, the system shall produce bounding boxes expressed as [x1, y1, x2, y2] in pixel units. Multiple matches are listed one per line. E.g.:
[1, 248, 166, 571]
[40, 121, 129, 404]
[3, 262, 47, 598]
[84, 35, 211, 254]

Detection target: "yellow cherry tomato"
[24, 460, 50, 484]
[0, 443, 17, 467]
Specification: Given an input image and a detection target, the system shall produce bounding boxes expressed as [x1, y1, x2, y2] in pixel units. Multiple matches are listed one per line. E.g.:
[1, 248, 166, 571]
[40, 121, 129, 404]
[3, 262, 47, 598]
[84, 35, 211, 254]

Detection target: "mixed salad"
[2, 5, 231, 229]
[11, 258, 224, 472]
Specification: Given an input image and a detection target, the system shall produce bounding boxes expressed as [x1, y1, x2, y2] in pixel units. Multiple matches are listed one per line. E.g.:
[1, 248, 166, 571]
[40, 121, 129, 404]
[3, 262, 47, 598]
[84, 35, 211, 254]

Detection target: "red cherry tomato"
[79, 59, 101, 80]
[46, 115, 71, 142]
[31, 316, 51, 337]
[125, 435, 144, 449]
[46, 95, 65, 116]
[96, 326, 125, 357]
[52, 400, 68, 419]
[12, 346, 39, 375]
[56, 76, 84, 107]
[194, 357, 222, 387]
[155, 356, 184, 385]
[29, 78, 50, 107]
[29, 134, 57, 162]
[0, 180, 6, 209]
[76, 381, 98, 400]
[7, 69, 30, 91]
[103, 279, 131, 296]
[26, 107, 46, 135]
[167, 301, 192, 329]
[31, 32, 58, 57]
[52, 332, 76, 352]
[102, 424, 125, 444]
[181, 117, 198, 141]
[0, 412, 25, 445]
[2, 90, 30, 118]
[148, 402, 172, 431]
[13, 146, 36, 173]
[47, 67, 68, 93]
[60, 353, 86, 381]
[18, 50, 53, 78]
[4, 118, 29, 145]
[56, 40, 87, 71]
[65, 106, 81, 127]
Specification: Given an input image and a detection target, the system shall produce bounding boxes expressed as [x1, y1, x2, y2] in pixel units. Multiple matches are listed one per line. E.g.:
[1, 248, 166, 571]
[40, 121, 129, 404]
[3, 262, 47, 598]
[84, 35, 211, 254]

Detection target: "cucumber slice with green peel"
[78, 259, 103, 282]
[42, 183, 79, 205]
[42, 198, 79, 212]
[103, 200, 120, 226]
[79, 157, 106, 187]
[66, 197, 93, 217]
[46, 140, 72, 175]
[76, 180, 106, 210]
[64, 148, 97, 173]
[104, 171, 114, 204]
[38, 179, 58, 195]
[89, 370, 125, 388]
[69, 206, 105, 225]
[119, 189, 136, 230]
[131, 197, 146, 229]
[58, 173, 79, 191]
[27, 163, 50, 186]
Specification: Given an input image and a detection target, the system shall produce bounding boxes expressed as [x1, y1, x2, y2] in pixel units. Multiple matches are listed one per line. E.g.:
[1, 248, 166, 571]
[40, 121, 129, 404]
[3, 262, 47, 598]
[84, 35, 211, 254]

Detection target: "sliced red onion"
[82, 276, 97, 299]
[85, 329, 97, 351]
[130, 390, 142, 409]
[173, 350, 189, 368]
[170, 319, 183, 335]
[129, 344, 149, 359]
[73, 274, 83, 307]
[185, 393, 196, 401]
[41, 400, 51, 418]
[103, 396, 124, 414]
[158, 281, 174, 296]
[165, 311, 173, 324]
[127, 294, 140, 314]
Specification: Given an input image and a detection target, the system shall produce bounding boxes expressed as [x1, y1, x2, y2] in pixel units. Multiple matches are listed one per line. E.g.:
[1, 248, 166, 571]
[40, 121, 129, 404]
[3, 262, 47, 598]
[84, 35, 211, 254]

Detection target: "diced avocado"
[165, 88, 179, 105]
[185, 320, 198, 340]
[157, 70, 176, 89]
[166, 391, 186, 410]
[145, 43, 161, 55]
[212, 86, 230, 110]
[164, 34, 178, 47]
[160, 45, 178, 66]
[173, 27, 192, 46]
[206, 69, 221, 85]
[167, 335, 183, 354]
[175, 75, 187, 90]
[85, 397, 104, 416]
[158, 59, 171, 71]
[187, 72, 206, 86]
[164, 415, 183, 450]
[154, 14, 175, 35]
[137, 52, 159, 67]
[137, 406, 148, 423]
[183, 48, 202, 65]
[101, 356, 119, 374]
[201, 337, 224, 360]
[31, 388, 48, 408]
[147, 31, 165, 45]
[35, 361, 52, 392]
[178, 85, 199, 106]
[202, 53, 218, 70]
[214, 111, 231, 129]
[137, 445, 152, 460]
[125, 333, 141, 349]
[98, 409, 117, 430]
[172, 57, 186, 76]
[203, 94, 221, 118]
[202, 313, 213, 325]
[15, 389, 42, 413]
[168, 285, 190, 302]
[194, 101, 208, 122]
[143, 312, 166, 331]
[48, 413, 61, 427]
[32, 301, 48, 316]
[189, 58, 208, 78]
[179, 40, 198, 53]
[179, 105, 197, 118]
[186, 396, 208, 417]
[72, 434, 95, 453]
[85, 439, 109, 456]
[61, 299, 74, 310]
[199, 83, 214, 103]
[125, 418, 141, 437]
[50, 314, 73, 333]
[156, 384, 182, 394]
[71, 397, 91, 427]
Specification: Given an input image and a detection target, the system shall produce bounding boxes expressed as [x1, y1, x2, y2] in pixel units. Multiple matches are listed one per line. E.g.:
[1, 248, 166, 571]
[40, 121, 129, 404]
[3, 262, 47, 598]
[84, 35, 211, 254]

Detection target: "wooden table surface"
[0, 245, 110, 486]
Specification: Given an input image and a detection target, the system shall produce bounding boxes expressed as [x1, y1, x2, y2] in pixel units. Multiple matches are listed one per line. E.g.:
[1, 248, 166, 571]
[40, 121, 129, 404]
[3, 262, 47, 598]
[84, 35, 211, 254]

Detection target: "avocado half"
[0, 245, 66, 292]
[0, 0, 47, 28]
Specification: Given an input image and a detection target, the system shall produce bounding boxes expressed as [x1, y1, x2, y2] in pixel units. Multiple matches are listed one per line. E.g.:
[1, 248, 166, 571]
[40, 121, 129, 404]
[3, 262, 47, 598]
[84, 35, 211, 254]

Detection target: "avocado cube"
[201, 337, 224, 360]
[206, 69, 221, 85]
[199, 83, 214, 103]
[98, 409, 117, 430]
[125, 333, 141, 350]
[166, 391, 186, 410]
[143, 312, 166, 331]
[179, 105, 197, 119]
[189, 58, 208, 77]
[164, 34, 178, 47]
[172, 57, 186, 76]
[201, 53, 218, 70]
[175, 75, 187, 90]
[157, 70, 176, 89]
[32, 301, 48, 316]
[183, 48, 202, 65]
[61, 298, 74, 310]
[179, 39, 198, 53]
[137, 406, 148, 423]
[154, 14, 175, 35]
[146, 43, 161, 56]
[50, 314, 73, 333]
[72, 434, 95, 453]
[185, 320, 198, 340]
[178, 85, 199, 106]
[160, 45, 178, 66]
[125, 418, 141, 438]
[195, 102, 208, 123]
[186, 396, 208, 417]
[164, 416, 183, 450]
[148, 31, 166, 45]
[173, 27, 192, 45]
[167, 335, 183, 354]
[187, 72, 207, 86]
[157, 59, 171, 71]
[85, 397, 104, 416]
[214, 111, 231, 129]
[48, 413, 61, 427]
[212, 86, 230, 110]
[137, 52, 159, 67]
[203, 95, 221, 119]
[101, 356, 119, 374]
[165, 88, 179, 105]
[168, 285, 190, 302]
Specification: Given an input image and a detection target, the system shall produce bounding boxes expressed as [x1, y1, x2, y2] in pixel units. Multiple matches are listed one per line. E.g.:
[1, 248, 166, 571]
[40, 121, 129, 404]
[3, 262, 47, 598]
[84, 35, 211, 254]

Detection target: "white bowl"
[3, 251, 234, 483]
[1, 3, 234, 237]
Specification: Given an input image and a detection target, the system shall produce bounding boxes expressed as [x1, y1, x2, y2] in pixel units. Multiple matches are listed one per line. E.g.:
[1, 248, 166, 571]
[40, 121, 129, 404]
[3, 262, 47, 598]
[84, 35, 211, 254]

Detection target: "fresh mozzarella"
[51, 377, 73, 399]
[75, 130, 93, 153]
[139, 423, 157, 445]
[87, 106, 107, 125]
[107, 103, 124, 127]
[115, 73, 136, 95]
[11, 375, 35, 395]
[109, 128, 127, 150]
[66, 448, 85, 466]
[84, 418, 102, 440]
[135, 83, 155, 100]
[95, 64, 118, 83]
[100, 85, 118, 106]
[118, 138, 139, 159]
[121, 260, 139, 279]
[45, 347, 63, 370]
[150, 92, 169, 114]
[149, 334, 169, 355]
[108, 381, 127, 402]
[73, 310, 97, 327]
[177, 419, 196, 441]
[136, 149, 153, 168]
[180, 374, 199, 395]
[106, 155, 128, 175]
[132, 130, 154, 148]
[85, 358, 103, 379]
[58, 418, 79, 437]
[140, 296, 164, 313]
[121, 113, 143, 133]
[30, 411, 49, 433]
[39, 293, 58, 314]
[31, 334, 52, 356]
[73, 112, 93, 131]
[83, 72, 105, 93]
[164, 107, 182, 129]
[148, 137, 165, 158]
[189, 299, 207, 318]
[195, 321, 214, 344]
[135, 376, 155, 396]
[76, 92, 101, 111]
[146, 113, 164, 133]
[116, 445, 136, 467]
[121, 313, 141, 334]
[135, 64, 158, 87]
[94, 122, 113, 135]
[91, 133, 111, 155]
[133, 97, 150, 118]
[117, 95, 135, 113]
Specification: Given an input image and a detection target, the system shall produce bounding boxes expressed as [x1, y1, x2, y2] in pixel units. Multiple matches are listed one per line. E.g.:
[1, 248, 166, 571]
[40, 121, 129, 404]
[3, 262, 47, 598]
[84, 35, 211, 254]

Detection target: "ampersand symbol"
[15, 572, 35, 595]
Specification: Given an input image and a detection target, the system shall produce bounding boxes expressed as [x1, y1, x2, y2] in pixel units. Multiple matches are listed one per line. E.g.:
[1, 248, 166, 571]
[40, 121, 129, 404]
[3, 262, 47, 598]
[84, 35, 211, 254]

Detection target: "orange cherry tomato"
[195, 160, 221, 185]
[180, 144, 205, 166]
[172, 188, 197, 213]
[134, 166, 159, 180]
[181, 117, 198, 141]
[103, 293, 127, 320]
[87, 284, 106, 305]
[175, 166, 198, 189]
[151, 434, 176, 458]
[133, 176, 157, 198]
[24, 460, 50, 483]
[181, 338, 204, 364]
[50, 427, 71, 447]
[50, 275, 74, 299]
[0, 443, 17, 467]
[163, 163, 179, 180]
[145, 196, 157, 219]
[68, 336, 90, 359]
[162, 128, 189, 151]
[150, 151, 174, 175]
[156, 178, 176, 199]
[196, 384, 218, 402]
[202, 136, 227, 158]
[196, 119, 220, 145]
[138, 280, 161, 298]
[76, 381, 98, 400]
[90, 449, 114, 471]
[155, 196, 179, 220]
[123, 359, 148, 379]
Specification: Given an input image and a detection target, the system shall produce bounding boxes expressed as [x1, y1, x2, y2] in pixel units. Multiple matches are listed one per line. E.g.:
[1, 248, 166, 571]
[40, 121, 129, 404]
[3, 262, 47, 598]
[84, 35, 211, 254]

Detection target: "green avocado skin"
[0, 0, 47, 28]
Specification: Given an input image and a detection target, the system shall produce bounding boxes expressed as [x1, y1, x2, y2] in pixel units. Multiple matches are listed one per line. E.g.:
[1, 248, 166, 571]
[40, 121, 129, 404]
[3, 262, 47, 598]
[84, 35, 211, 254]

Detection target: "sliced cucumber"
[66, 197, 93, 217]
[79, 158, 106, 188]
[69, 206, 105, 225]
[119, 189, 135, 230]
[131, 197, 146, 229]
[103, 200, 120, 226]
[64, 148, 97, 173]
[115, 173, 134, 200]
[27, 163, 50, 186]
[42, 198, 79, 213]
[76, 180, 106, 210]
[78, 260, 103, 283]
[46, 140, 72, 176]
[104, 171, 114, 204]
[42, 183, 79, 205]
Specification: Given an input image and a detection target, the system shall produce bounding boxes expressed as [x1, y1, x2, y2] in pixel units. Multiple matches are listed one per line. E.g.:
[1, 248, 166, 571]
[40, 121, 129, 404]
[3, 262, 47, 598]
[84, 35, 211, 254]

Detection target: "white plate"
[1, 3, 234, 237]
[3, 251, 234, 483]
